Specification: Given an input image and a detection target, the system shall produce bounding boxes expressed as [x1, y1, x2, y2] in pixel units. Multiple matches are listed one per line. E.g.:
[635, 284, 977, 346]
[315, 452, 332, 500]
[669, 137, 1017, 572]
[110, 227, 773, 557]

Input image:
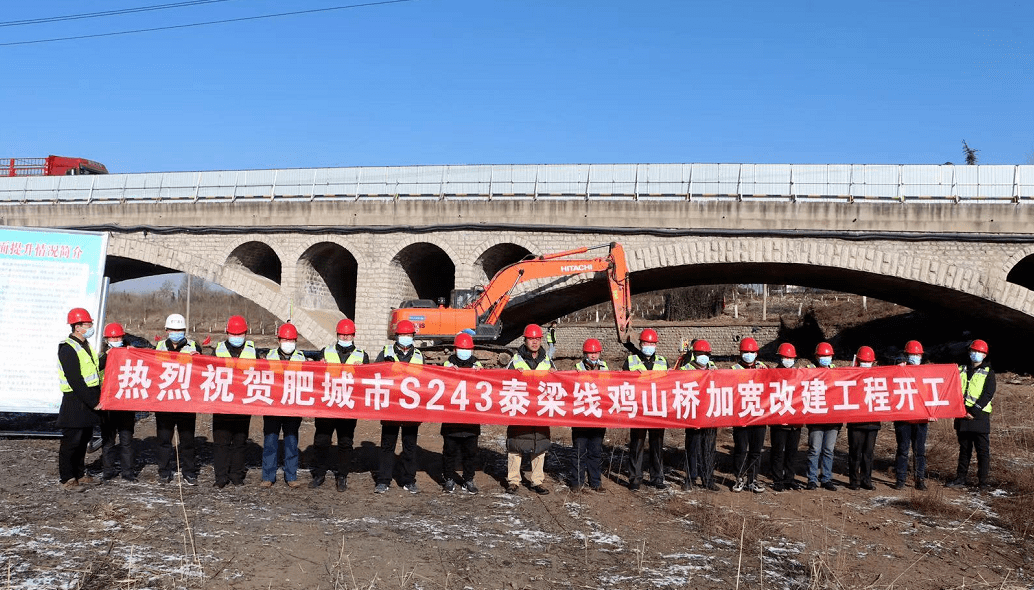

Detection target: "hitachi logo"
[561, 264, 593, 272]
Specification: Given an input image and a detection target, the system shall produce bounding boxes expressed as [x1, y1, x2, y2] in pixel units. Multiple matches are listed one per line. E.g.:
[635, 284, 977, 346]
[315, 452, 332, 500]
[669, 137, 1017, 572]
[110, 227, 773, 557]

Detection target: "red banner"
[100, 348, 965, 429]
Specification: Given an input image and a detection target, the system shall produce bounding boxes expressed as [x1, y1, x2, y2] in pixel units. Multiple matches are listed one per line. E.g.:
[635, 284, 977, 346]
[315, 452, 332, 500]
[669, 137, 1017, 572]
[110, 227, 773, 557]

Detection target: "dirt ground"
[3, 367, 1033, 590]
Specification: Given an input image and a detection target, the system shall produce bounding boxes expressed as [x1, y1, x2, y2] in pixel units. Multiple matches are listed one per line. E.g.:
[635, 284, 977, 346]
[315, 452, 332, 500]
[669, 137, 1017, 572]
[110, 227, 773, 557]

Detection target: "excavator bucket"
[607, 242, 633, 343]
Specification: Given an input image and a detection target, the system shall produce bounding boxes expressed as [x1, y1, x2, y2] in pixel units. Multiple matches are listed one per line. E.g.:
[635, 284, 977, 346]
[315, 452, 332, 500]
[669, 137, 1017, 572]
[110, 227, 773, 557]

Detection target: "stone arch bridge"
[2, 163, 1033, 350]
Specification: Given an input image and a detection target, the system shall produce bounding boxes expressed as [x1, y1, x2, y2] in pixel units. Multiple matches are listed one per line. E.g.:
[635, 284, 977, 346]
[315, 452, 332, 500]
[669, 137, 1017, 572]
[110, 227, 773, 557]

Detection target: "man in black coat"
[57, 308, 103, 491]
[947, 339, 995, 489]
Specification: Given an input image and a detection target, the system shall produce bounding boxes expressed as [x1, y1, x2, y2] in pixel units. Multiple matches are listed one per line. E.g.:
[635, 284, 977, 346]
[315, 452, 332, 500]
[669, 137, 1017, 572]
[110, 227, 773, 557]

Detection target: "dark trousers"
[572, 427, 605, 488]
[847, 428, 878, 486]
[378, 422, 419, 486]
[155, 412, 197, 478]
[442, 433, 479, 483]
[894, 422, 928, 483]
[58, 427, 93, 483]
[101, 411, 136, 479]
[213, 414, 251, 485]
[683, 428, 718, 486]
[311, 418, 357, 479]
[629, 428, 664, 485]
[733, 425, 766, 484]
[956, 431, 990, 484]
[769, 427, 801, 486]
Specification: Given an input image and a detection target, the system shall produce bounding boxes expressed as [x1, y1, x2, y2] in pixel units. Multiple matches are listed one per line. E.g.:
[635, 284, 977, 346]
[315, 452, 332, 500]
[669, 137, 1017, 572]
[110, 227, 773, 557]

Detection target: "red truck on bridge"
[2, 156, 108, 177]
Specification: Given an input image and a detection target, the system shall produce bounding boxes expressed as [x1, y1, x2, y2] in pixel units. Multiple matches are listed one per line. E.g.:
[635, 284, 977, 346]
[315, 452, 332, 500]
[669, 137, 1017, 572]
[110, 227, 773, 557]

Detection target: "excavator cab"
[450, 287, 483, 309]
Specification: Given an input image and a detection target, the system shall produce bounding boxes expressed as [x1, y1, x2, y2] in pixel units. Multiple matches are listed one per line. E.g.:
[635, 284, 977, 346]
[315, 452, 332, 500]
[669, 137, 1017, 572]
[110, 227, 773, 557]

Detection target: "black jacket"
[57, 335, 102, 428]
[955, 363, 995, 434]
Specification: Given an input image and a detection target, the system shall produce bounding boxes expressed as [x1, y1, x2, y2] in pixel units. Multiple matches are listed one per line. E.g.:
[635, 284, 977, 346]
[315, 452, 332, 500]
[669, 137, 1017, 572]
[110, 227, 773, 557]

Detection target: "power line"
[0, 0, 238, 28]
[0, 0, 416, 47]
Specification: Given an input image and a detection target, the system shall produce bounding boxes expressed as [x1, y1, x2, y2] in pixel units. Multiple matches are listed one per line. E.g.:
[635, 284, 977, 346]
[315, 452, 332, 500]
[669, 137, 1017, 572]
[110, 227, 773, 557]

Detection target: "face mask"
[584, 357, 599, 365]
[281, 342, 296, 354]
[456, 349, 473, 361]
[741, 352, 757, 364]
[338, 339, 353, 348]
[817, 356, 832, 367]
[641, 345, 656, 357]
[694, 354, 709, 366]
[168, 331, 186, 343]
[397, 335, 414, 347]
[907, 354, 922, 366]
[859, 362, 874, 368]
[107, 340, 123, 348]
[84, 326, 95, 339]
[228, 335, 245, 347]
[781, 358, 795, 368]
[969, 351, 986, 364]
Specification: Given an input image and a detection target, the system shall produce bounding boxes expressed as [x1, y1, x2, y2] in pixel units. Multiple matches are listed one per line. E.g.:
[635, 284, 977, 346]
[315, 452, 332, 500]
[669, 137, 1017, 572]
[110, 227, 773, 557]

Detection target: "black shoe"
[159, 474, 173, 484]
[650, 479, 668, 490]
[336, 476, 348, 492]
[629, 481, 641, 491]
[531, 484, 550, 495]
[788, 481, 803, 491]
[915, 479, 927, 491]
[861, 482, 876, 491]
[680, 482, 693, 492]
[309, 474, 326, 489]
[184, 475, 198, 486]
[589, 485, 605, 493]
[821, 481, 837, 492]
[443, 479, 456, 493]
[121, 475, 137, 483]
[945, 478, 966, 488]
[505, 483, 519, 494]
[806, 482, 818, 490]
[214, 480, 228, 489]
[231, 480, 244, 487]
[102, 472, 118, 481]
[772, 483, 786, 492]
[893, 481, 906, 490]
[847, 483, 860, 491]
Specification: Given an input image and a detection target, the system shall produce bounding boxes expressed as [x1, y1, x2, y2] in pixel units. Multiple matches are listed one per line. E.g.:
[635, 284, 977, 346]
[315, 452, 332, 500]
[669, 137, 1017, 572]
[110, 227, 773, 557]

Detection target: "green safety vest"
[959, 365, 993, 413]
[59, 337, 100, 393]
[511, 354, 553, 371]
[266, 348, 306, 362]
[732, 360, 769, 370]
[626, 354, 667, 372]
[215, 341, 257, 359]
[322, 345, 366, 365]
[381, 345, 423, 364]
[156, 339, 199, 353]
[444, 359, 484, 369]
[575, 360, 609, 371]
[680, 360, 717, 370]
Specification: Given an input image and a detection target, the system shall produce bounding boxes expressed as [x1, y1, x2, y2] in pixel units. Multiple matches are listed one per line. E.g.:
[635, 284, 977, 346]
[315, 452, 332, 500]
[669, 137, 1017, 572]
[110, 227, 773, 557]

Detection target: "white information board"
[0, 226, 108, 413]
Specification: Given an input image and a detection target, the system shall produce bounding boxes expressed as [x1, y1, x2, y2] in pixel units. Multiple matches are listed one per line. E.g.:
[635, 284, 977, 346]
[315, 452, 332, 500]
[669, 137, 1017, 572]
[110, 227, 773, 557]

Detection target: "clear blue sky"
[2, 0, 1032, 173]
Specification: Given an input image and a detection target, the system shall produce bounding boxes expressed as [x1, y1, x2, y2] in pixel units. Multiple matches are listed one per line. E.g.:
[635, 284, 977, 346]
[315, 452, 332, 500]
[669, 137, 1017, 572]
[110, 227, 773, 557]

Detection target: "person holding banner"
[893, 340, 930, 491]
[98, 323, 140, 482]
[805, 342, 842, 492]
[730, 340, 772, 494]
[947, 339, 995, 490]
[769, 342, 804, 492]
[571, 338, 609, 493]
[440, 332, 483, 494]
[623, 328, 668, 491]
[505, 324, 555, 495]
[847, 346, 880, 491]
[374, 319, 424, 494]
[154, 313, 200, 486]
[677, 339, 720, 492]
[260, 323, 306, 489]
[57, 308, 103, 491]
[212, 315, 257, 489]
[310, 318, 368, 492]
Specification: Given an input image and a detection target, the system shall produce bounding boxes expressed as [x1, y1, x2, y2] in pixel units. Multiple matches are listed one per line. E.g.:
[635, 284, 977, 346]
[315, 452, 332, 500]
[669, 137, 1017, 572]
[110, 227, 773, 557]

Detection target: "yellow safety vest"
[444, 359, 484, 369]
[959, 365, 993, 413]
[156, 339, 199, 353]
[575, 360, 609, 371]
[732, 360, 769, 370]
[510, 354, 553, 371]
[215, 341, 257, 359]
[322, 345, 366, 365]
[680, 360, 717, 370]
[381, 345, 423, 364]
[59, 337, 100, 392]
[626, 354, 667, 372]
[266, 348, 306, 362]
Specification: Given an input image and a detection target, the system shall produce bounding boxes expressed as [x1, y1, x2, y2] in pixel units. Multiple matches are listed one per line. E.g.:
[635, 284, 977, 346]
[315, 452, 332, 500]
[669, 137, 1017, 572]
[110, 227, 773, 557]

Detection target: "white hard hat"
[165, 313, 187, 330]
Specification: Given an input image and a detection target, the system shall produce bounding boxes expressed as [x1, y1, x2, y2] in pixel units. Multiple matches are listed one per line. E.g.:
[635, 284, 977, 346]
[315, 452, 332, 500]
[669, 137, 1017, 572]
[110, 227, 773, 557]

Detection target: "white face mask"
[741, 352, 757, 364]
[817, 356, 833, 367]
[969, 351, 985, 364]
[694, 354, 709, 366]
[641, 345, 656, 357]
[107, 340, 123, 348]
[859, 362, 874, 368]
[280, 341, 296, 354]
[338, 339, 353, 348]
[456, 349, 473, 361]
[907, 354, 922, 366]
[83, 326, 95, 339]
[781, 358, 795, 368]
[397, 335, 414, 348]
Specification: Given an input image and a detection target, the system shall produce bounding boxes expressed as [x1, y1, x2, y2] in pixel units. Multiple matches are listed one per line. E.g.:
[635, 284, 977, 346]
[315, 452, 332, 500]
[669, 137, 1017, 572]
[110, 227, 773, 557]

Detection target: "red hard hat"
[856, 346, 876, 362]
[336, 318, 356, 335]
[395, 319, 416, 335]
[278, 323, 298, 339]
[815, 342, 834, 357]
[905, 340, 924, 354]
[582, 338, 602, 353]
[777, 342, 797, 358]
[739, 337, 759, 353]
[103, 323, 125, 338]
[226, 315, 248, 334]
[969, 339, 989, 354]
[639, 328, 659, 343]
[454, 332, 474, 349]
[523, 324, 543, 338]
[693, 339, 712, 353]
[67, 308, 93, 325]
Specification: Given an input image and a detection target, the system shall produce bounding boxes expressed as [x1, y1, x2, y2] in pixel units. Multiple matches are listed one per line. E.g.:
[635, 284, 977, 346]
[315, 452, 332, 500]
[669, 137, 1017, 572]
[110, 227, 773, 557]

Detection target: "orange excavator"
[388, 242, 632, 344]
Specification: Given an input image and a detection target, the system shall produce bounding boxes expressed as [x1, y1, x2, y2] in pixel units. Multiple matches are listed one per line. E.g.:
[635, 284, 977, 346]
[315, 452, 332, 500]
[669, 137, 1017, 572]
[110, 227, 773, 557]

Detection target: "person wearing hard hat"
[546, 321, 558, 360]
[310, 318, 369, 493]
[767, 342, 805, 492]
[98, 323, 139, 482]
[677, 339, 720, 492]
[730, 339, 772, 493]
[846, 346, 880, 491]
[947, 339, 995, 490]
[440, 332, 483, 494]
[504, 324, 555, 495]
[57, 308, 103, 491]
[154, 313, 201, 486]
[212, 315, 257, 489]
[622, 328, 668, 491]
[571, 338, 609, 493]
[893, 340, 930, 491]
[805, 342, 841, 492]
[374, 319, 424, 495]
[259, 323, 307, 489]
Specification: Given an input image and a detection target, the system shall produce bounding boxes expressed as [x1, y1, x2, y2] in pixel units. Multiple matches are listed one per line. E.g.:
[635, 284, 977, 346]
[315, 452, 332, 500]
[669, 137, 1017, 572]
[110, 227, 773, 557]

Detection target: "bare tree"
[962, 140, 979, 165]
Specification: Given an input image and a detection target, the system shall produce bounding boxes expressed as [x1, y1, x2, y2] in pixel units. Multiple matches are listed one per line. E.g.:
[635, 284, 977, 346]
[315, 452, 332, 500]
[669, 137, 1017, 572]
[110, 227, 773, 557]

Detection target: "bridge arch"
[388, 241, 456, 304]
[472, 241, 534, 285]
[1004, 247, 1034, 292]
[225, 240, 282, 285]
[295, 242, 360, 320]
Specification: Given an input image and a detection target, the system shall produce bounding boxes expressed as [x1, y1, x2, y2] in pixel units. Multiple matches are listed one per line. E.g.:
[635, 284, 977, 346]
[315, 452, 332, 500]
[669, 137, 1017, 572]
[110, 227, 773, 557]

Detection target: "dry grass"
[665, 497, 782, 548]
[889, 486, 971, 521]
